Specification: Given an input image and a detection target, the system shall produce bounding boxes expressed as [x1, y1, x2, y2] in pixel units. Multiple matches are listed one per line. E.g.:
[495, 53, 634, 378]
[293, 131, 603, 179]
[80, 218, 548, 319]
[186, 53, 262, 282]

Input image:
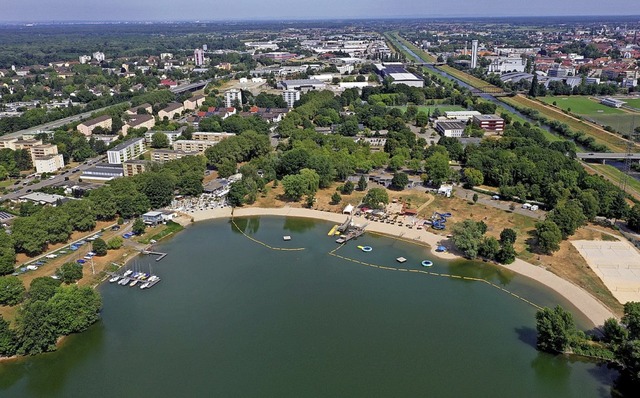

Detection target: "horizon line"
[2, 14, 640, 25]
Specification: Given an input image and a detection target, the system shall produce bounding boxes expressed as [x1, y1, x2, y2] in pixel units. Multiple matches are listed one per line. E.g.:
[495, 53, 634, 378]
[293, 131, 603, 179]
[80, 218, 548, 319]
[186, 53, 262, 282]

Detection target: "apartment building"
[107, 137, 146, 164]
[122, 160, 148, 177]
[151, 149, 201, 163]
[77, 115, 112, 136]
[172, 140, 218, 153]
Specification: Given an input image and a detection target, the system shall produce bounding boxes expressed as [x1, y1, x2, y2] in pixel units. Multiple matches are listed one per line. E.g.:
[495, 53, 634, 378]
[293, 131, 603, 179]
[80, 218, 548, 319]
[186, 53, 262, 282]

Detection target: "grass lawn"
[391, 105, 465, 114]
[622, 98, 640, 109]
[138, 221, 184, 244]
[501, 95, 631, 152]
[387, 32, 437, 63]
[587, 114, 640, 135]
[588, 163, 640, 199]
[539, 96, 625, 115]
[437, 65, 502, 91]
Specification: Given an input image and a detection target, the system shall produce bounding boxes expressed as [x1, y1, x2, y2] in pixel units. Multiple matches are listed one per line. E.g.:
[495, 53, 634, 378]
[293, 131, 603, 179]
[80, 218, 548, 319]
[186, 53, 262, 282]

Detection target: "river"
[0, 217, 620, 397]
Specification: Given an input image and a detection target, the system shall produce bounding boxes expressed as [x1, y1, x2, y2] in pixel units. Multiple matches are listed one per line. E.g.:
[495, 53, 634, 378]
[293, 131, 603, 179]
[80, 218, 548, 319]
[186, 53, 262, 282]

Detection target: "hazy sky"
[2, 0, 638, 22]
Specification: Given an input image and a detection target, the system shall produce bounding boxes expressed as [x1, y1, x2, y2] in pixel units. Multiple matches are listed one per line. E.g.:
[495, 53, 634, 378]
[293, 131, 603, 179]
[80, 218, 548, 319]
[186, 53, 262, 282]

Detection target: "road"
[0, 156, 105, 202]
[2, 104, 128, 140]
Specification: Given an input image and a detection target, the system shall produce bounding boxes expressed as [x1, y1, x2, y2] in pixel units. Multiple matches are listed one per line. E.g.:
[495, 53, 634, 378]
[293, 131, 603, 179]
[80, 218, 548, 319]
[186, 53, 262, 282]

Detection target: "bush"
[0, 276, 26, 306]
[92, 238, 108, 256]
[107, 237, 123, 250]
[56, 262, 83, 284]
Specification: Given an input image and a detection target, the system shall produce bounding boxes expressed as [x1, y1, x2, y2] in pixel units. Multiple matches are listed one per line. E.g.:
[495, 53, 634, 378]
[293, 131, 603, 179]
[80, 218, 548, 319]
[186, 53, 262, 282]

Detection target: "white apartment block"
[107, 137, 146, 164]
[34, 154, 65, 174]
[282, 89, 301, 108]
[224, 89, 242, 108]
[93, 52, 105, 62]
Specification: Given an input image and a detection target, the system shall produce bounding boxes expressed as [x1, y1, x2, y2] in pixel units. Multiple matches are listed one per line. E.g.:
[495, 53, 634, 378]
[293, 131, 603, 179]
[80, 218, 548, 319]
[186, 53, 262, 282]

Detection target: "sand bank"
[187, 206, 616, 327]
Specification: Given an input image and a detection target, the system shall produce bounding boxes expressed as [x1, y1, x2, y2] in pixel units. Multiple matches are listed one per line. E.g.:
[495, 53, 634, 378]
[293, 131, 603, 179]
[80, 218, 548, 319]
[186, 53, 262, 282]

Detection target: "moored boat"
[109, 275, 120, 283]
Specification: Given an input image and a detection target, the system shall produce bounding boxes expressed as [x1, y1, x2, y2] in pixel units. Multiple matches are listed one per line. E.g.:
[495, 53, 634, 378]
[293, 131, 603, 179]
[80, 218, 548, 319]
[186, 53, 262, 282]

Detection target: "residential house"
[158, 103, 184, 120]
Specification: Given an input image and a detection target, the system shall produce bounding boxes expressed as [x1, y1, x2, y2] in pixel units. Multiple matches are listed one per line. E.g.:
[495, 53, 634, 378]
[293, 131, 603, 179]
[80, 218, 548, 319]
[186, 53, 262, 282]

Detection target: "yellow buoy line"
[328, 245, 542, 310]
[230, 218, 305, 251]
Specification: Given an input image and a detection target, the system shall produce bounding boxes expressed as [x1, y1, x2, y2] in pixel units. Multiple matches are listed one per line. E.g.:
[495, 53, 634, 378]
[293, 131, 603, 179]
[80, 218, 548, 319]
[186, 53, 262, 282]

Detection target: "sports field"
[391, 105, 465, 114]
[501, 95, 632, 152]
[539, 96, 625, 115]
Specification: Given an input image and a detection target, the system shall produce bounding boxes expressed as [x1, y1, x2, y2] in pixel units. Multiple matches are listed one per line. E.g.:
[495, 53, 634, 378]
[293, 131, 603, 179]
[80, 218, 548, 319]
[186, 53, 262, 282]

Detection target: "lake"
[0, 216, 620, 397]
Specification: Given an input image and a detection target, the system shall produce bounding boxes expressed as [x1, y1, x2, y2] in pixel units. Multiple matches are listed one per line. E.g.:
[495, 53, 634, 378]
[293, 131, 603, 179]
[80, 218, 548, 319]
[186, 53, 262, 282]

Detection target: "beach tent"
[343, 204, 354, 215]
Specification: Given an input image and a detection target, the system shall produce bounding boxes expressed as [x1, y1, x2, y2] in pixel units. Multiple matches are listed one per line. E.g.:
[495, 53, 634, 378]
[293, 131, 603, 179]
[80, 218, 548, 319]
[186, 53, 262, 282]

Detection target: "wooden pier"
[141, 250, 168, 262]
[335, 223, 367, 244]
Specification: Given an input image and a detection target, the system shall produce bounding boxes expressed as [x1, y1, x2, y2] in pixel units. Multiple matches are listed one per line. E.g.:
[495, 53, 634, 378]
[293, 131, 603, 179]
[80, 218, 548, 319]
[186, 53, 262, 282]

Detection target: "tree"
[535, 220, 563, 254]
[331, 192, 342, 205]
[10, 217, 49, 255]
[35, 206, 72, 244]
[424, 152, 451, 186]
[500, 228, 517, 245]
[0, 315, 16, 356]
[628, 205, 640, 233]
[391, 172, 409, 190]
[15, 300, 58, 355]
[217, 158, 237, 178]
[529, 73, 539, 97]
[472, 193, 478, 204]
[0, 276, 26, 306]
[150, 132, 169, 148]
[135, 171, 175, 209]
[0, 229, 15, 275]
[451, 220, 485, 259]
[341, 180, 355, 195]
[362, 188, 389, 210]
[227, 181, 248, 207]
[88, 187, 118, 220]
[132, 218, 146, 235]
[48, 285, 102, 335]
[479, 237, 500, 260]
[415, 111, 429, 127]
[617, 340, 640, 384]
[463, 167, 484, 188]
[496, 242, 516, 264]
[29, 277, 62, 302]
[357, 175, 368, 191]
[62, 200, 96, 232]
[282, 169, 320, 201]
[546, 200, 586, 239]
[535, 305, 577, 353]
[92, 238, 108, 256]
[602, 318, 628, 346]
[56, 262, 83, 284]
[622, 302, 640, 340]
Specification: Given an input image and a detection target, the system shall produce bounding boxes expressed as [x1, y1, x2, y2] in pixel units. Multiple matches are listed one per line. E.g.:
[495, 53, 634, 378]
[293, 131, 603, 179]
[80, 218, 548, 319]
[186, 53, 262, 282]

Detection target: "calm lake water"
[0, 216, 620, 397]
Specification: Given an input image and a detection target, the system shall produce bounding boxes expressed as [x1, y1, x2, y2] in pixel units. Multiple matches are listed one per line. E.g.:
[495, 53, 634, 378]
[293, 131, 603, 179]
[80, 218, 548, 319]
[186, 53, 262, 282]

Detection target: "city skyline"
[2, 0, 639, 23]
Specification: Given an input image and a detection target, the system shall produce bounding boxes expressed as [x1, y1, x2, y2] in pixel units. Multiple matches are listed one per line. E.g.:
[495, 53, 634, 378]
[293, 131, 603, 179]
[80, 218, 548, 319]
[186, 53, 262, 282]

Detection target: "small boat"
[396, 257, 407, 263]
[109, 275, 120, 283]
[421, 260, 433, 267]
[328, 225, 338, 236]
[123, 270, 133, 277]
[119, 277, 131, 285]
[129, 279, 139, 287]
[140, 282, 150, 289]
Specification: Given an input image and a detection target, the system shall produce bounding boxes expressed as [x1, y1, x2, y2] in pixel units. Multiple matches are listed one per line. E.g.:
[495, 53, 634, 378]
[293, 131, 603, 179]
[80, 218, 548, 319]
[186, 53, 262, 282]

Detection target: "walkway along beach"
[186, 206, 617, 327]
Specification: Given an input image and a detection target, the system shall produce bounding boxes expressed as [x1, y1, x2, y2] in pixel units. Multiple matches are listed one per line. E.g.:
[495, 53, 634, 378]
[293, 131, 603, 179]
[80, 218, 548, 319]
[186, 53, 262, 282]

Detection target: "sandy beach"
[186, 206, 617, 327]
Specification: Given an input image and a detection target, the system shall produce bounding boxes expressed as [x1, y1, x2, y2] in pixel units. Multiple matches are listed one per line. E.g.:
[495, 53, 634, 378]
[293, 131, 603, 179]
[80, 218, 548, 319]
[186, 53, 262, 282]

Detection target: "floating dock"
[396, 257, 407, 263]
[141, 250, 168, 262]
[283, 235, 291, 241]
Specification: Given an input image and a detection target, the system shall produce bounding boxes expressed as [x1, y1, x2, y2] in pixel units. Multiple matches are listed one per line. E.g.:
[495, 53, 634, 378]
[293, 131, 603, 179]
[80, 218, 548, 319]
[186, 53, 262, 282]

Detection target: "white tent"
[343, 204, 354, 214]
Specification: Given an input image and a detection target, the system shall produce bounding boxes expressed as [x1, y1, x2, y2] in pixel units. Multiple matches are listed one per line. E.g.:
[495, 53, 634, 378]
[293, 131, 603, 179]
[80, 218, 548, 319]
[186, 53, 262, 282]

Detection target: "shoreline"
[187, 206, 617, 327]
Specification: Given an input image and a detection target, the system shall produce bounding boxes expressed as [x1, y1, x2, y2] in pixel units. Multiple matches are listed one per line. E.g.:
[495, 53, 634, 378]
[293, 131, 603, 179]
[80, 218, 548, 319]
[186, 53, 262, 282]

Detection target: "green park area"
[588, 163, 640, 200]
[621, 98, 640, 109]
[391, 105, 465, 114]
[539, 96, 625, 115]
[502, 95, 631, 152]
[540, 96, 639, 134]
